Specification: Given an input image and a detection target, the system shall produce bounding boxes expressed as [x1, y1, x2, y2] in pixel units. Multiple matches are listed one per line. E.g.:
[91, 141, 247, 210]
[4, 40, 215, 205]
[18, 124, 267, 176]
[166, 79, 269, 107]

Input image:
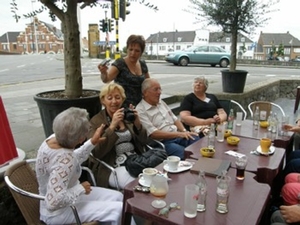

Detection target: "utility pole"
[104, 11, 110, 59]
[112, 0, 121, 59]
[31, 0, 38, 53]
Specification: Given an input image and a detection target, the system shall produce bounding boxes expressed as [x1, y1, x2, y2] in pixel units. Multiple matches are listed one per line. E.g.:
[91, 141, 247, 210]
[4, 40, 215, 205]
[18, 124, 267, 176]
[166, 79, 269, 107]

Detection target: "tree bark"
[62, 2, 82, 98]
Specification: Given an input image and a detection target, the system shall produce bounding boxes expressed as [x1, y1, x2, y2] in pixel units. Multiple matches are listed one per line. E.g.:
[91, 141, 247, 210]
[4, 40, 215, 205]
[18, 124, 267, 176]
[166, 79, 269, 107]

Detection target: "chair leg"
[294, 87, 300, 114]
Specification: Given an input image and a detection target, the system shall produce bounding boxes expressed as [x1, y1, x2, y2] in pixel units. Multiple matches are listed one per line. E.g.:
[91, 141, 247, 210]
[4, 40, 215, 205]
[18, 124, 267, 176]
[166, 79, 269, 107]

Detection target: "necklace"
[125, 58, 141, 75]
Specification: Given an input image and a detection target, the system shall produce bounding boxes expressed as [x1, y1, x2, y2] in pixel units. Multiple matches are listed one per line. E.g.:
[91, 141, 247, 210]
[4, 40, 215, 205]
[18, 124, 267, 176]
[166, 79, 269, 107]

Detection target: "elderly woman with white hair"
[180, 76, 227, 136]
[35, 107, 124, 225]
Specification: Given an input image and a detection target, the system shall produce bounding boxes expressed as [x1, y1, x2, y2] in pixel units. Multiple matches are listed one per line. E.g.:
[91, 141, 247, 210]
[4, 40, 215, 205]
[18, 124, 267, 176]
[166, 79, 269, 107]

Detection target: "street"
[0, 54, 299, 155]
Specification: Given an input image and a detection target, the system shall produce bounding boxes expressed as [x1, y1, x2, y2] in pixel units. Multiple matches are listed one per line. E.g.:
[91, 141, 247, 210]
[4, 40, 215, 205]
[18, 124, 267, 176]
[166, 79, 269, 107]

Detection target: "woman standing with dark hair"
[98, 34, 150, 107]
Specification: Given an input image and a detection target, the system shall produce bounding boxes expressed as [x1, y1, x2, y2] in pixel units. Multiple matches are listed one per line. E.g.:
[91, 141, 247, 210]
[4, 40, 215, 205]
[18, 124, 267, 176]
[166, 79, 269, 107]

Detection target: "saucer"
[256, 146, 275, 155]
[163, 161, 193, 173]
[138, 176, 151, 187]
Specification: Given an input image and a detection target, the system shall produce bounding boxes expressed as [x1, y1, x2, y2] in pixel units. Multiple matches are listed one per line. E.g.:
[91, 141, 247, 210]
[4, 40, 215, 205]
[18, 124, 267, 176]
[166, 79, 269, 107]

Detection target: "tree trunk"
[230, 28, 238, 71]
[62, 3, 82, 98]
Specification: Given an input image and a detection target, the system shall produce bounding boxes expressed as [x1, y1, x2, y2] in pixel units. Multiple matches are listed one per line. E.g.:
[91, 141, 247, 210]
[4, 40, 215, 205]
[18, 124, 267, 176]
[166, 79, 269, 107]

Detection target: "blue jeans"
[162, 136, 200, 160]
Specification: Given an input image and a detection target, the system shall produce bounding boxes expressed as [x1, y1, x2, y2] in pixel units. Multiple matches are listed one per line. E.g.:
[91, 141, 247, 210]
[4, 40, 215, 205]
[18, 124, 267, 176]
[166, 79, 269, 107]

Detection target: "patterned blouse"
[35, 134, 95, 216]
[114, 129, 135, 167]
[112, 58, 149, 107]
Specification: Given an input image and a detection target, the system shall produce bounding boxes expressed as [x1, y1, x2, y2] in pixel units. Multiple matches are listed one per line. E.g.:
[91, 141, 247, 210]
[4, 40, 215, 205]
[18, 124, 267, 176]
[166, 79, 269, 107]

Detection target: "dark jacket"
[88, 110, 148, 188]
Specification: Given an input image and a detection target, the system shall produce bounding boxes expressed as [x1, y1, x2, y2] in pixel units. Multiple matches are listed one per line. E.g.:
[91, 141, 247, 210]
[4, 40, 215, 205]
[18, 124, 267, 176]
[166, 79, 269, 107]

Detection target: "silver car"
[165, 45, 231, 67]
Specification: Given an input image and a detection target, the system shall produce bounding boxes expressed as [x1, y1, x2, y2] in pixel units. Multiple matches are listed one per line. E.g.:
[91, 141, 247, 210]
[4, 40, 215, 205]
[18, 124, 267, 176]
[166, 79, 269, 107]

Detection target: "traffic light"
[103, 19, 108, 32]
[108, 19, 114, 32]
[111, 0, 118, 19]
[119, 0, 130, 21]
[99, 19, 105, 32]
[99, 19, 109, 32]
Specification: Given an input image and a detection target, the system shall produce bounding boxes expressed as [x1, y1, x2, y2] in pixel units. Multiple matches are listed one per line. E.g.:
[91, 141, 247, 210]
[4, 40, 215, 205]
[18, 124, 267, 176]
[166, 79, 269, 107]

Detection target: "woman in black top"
[98, 34, 150, 107]
[180, 76, 227, 131]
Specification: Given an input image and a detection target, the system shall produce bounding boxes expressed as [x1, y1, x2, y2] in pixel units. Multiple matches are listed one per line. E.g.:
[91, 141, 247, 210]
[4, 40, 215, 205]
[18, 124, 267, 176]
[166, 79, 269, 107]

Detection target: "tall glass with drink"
[235, 156, 248, 180]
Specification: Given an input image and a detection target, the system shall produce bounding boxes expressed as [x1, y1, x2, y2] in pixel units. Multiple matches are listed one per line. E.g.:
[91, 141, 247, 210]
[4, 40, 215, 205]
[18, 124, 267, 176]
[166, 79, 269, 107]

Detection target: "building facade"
[255, 31, 300, 61]
[145, 30, 254, 59]
[0, 17, 64, 54]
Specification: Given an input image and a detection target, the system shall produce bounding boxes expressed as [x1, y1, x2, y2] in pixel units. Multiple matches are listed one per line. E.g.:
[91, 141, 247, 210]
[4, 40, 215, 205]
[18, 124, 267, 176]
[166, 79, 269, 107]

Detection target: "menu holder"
[188, 157, 231, 177]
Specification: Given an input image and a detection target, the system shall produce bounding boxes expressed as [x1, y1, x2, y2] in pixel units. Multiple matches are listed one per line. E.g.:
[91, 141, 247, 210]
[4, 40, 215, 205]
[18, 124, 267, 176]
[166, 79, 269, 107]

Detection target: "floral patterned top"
[35, 134, 95, 216]
[112, 58, 149, 107]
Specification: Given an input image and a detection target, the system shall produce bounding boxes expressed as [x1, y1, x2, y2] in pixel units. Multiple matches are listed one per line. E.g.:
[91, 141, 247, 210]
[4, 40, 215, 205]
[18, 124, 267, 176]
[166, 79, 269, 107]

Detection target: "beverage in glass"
[184, 184, 199, 218]
[150, 175, 169, 208]
[235, 156, 247, 180]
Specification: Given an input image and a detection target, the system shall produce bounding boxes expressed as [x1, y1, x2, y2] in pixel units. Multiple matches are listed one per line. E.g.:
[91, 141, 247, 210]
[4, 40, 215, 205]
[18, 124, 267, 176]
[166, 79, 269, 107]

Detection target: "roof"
[0, 32, 21, 42]
[259, 32, 300, 46]
[38, 20, 64, 40]
[209, 32, 253, 43]
[145, 31, 195, 43]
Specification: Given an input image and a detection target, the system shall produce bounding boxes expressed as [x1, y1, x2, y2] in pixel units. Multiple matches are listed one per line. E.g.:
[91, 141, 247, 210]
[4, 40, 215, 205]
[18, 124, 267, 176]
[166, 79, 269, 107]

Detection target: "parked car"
[291, 56, 300, 62]
[165, 45, 231, 67]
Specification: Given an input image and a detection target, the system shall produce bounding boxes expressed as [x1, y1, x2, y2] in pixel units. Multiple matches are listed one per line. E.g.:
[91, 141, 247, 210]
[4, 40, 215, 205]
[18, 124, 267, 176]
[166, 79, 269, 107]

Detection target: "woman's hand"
[284, 124, 300, 133]
[91, 124, 106, 145]
[213, 114, 221, 124]
[98, 64, 108, 74]
[280, 205, 300, 223]
[81, 181, 92, 195]
[109, 108, 124, 130]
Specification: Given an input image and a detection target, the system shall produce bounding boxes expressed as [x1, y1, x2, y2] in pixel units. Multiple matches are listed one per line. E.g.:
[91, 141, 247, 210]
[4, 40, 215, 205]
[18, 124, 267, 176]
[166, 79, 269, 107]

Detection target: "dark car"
[165, 45, 231, 67]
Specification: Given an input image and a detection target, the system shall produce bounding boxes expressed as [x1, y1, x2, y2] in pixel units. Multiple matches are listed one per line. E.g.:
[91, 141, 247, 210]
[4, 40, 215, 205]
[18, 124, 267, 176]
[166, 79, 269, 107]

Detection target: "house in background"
[209, 32, 254, 59]
[145, 30, 254, 59]
[255, 31, 300, 60]
[0, 17, 64, 54]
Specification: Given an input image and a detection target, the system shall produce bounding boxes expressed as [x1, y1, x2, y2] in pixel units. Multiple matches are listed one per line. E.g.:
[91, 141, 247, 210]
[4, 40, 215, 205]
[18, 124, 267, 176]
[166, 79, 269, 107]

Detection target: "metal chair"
[4, 159, 99, 225]
[248, 101, 286, 119]
[89, 139, 165, 191]
[219, 99, 248, 120]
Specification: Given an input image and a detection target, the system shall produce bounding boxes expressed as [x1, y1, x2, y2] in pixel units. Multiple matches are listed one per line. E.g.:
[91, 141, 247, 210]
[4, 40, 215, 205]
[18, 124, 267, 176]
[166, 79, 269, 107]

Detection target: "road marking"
[17, 64, 26, 68]
[0, 69, 9, 73]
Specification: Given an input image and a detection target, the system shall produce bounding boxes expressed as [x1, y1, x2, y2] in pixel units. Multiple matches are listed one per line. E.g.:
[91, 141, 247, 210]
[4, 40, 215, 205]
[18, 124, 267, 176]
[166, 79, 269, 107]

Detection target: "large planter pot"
[221, 70, 248, 93]
[34, 89, 101, 137]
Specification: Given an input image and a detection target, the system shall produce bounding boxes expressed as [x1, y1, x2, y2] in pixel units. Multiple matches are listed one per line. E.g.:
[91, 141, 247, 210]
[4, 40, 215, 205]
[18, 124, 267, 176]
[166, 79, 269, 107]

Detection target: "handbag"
[124, 148, 168, 177]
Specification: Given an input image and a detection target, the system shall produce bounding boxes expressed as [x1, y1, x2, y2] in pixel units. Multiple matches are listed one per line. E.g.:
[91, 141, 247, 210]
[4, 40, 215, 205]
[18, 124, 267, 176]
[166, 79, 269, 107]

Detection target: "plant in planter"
[187, 0, 278, 93]
[10, 0, 159, 136]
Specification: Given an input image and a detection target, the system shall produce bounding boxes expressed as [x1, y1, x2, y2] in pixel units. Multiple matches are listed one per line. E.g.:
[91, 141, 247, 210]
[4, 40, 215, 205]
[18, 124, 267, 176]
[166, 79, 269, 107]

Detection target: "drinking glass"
[280, 116, 290, 136]
[150, 175, 169, 208]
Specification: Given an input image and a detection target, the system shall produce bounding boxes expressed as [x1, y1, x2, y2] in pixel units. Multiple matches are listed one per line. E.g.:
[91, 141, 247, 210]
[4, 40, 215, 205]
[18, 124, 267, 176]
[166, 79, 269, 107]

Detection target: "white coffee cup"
[164, 156, 180, 171]
[138, 168, 158, 186]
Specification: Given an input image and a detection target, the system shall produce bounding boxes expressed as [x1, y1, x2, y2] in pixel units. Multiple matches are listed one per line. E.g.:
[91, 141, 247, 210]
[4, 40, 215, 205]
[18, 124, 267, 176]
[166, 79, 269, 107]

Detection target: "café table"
[185, 136, 285, 186]
[231, 119, 293, 151]
[122, 167, 270, 225]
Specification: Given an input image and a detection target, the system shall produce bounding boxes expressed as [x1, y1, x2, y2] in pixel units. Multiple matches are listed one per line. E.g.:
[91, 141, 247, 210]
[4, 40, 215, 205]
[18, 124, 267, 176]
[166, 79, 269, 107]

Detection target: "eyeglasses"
[149, 87, 162, 92]
[158, 202, 180, 218]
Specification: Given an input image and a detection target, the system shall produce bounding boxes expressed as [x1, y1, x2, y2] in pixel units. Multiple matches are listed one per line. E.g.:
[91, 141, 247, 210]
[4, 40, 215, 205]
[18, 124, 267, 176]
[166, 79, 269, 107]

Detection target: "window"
[30, 35, 33, 40]
[197, 46, 208, 52]
[13, 44, 17, 50]
[176, 46, 181, 50]
[241, 37, 245, 42]
[177, 37, 182, 42]
[226, 37, 230, 42]
[46, 36, 49, 41]
[163, 38, 167, 43]
[49, 43, 52, 49]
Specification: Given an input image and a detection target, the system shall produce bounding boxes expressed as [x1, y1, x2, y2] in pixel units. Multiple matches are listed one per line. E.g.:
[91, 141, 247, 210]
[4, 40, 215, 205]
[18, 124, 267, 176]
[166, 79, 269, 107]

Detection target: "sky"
[1, 0, 300, 48]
